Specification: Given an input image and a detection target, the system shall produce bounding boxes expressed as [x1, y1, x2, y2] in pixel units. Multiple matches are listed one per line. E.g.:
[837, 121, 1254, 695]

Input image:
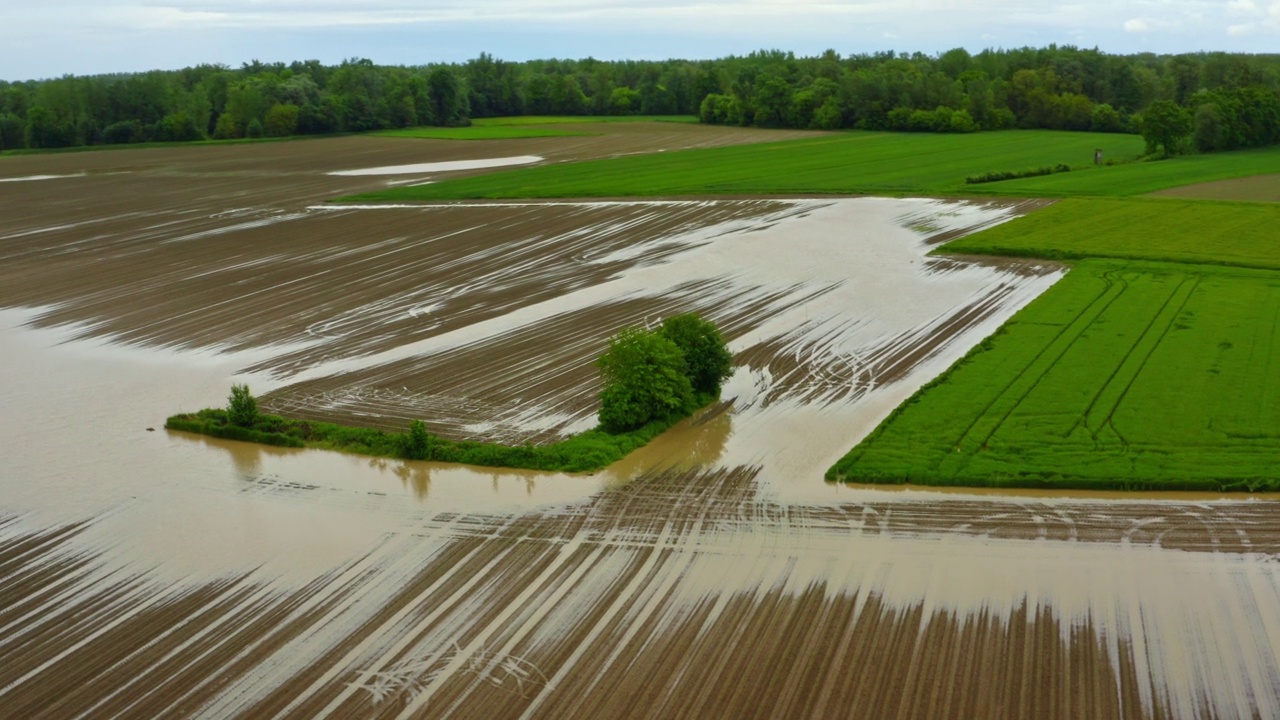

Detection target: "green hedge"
[164, 391, 716, 473]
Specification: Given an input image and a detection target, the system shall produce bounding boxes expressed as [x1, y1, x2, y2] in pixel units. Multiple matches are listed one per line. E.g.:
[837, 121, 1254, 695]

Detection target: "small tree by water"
[227, 384, 259, 428]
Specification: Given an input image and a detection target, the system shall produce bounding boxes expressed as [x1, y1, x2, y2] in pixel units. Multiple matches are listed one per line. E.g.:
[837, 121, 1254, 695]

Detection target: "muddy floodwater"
[3, 132, 1280, 718]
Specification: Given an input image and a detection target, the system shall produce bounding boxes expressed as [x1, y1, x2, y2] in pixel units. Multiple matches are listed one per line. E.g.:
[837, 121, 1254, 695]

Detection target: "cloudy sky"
[2, 0, 1277, 80]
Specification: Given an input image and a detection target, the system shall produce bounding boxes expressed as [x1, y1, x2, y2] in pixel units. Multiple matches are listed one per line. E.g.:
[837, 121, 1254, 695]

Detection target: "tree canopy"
[596, 314, 734, 433]
[2, 48, 1279, 153]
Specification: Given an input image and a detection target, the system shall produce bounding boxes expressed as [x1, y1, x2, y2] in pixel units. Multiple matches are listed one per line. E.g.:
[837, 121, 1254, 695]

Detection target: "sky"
[2, 0, 1278, 81]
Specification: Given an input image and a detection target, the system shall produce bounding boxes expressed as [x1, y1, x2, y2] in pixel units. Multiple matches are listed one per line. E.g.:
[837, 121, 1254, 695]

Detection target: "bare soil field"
[1149, 173, 1280, 202]
[2, 134, 1279, 718]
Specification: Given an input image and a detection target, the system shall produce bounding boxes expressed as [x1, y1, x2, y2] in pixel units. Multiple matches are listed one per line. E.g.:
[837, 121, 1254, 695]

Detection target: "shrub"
[964, 164, 1071, 185]
[596, 327, 694, 432]
[227, 384, 259, 428]
[400, 419, 434, 460]
[658, 313, 734, 395]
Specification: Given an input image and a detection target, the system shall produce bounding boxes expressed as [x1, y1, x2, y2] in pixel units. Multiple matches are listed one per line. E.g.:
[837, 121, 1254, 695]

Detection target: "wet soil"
[2, 132, 1279, 718]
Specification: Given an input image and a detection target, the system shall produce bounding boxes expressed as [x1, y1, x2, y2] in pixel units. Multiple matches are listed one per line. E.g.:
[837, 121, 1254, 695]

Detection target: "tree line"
[2, 47, 1279, 152]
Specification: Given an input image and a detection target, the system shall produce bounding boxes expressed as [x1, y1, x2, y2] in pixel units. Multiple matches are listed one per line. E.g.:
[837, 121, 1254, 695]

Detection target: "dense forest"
[2, 47, 1278, 153]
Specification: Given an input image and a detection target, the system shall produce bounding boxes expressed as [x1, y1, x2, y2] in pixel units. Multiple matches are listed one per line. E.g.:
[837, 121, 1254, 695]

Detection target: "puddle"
[327, 155, 543, 176]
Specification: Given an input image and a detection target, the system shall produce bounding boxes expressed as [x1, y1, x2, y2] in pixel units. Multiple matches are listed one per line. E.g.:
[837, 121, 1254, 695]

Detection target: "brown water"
[2, 135, 1279, 718]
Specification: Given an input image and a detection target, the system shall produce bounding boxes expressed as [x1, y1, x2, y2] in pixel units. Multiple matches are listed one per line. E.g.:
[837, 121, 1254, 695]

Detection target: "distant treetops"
[4, 48, 1279, 155]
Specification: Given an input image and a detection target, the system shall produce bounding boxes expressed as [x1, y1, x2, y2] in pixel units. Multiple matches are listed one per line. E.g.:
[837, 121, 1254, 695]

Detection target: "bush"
[227, 384, 259, 428]
[596, 327, 694, 432]
[658, 313, 734, 395]
[400, 419, 434, 460]
[103, 120, 145, 144]
[965, 164, 1071, 185]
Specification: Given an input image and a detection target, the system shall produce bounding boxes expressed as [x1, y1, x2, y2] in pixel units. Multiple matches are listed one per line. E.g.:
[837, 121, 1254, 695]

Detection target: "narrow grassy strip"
[338, 130, 1146, 201]
[166, 394, 716, 474]
[941, 197, 1280, 271]
[374, 126, 592, 140]
[827, 260, 1280, 492]
[472, 115, 697, 126]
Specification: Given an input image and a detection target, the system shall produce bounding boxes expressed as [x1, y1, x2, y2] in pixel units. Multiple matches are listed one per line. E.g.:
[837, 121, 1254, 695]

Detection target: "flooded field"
[3, 133, 1280, 718]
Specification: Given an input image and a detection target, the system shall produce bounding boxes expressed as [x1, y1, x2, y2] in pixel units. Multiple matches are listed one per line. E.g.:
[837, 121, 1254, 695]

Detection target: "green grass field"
[943, 198, 1280, 270]
[375, 126, 592, 140]
[341, 130, 1146, 201]
[828, 259, 1280, 491]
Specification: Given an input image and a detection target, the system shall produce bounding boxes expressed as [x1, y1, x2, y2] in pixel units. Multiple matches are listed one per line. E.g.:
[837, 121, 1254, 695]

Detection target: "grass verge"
[167, 394, 716, 473]
[827, 256, 1280, 491]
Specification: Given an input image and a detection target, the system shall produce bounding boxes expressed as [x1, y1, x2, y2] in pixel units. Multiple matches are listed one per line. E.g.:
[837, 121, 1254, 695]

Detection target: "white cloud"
[3, 0, 1280, 79]
[1226, 0, 1258, 15]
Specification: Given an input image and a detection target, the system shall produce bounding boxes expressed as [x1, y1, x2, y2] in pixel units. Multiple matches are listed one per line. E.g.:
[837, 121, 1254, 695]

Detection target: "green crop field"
[341, 130, 1146, 201]
[943, 197, 1280, 270]
[374, 126, 591, 140]
[828, 259, 1280, 491]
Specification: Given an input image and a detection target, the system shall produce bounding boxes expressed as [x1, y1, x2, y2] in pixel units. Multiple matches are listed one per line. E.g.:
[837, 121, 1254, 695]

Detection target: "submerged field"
[4, 125, 1280, 717]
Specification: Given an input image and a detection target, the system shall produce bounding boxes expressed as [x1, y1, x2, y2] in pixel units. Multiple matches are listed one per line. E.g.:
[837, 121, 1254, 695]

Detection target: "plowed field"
[2, 130, 1279, 718]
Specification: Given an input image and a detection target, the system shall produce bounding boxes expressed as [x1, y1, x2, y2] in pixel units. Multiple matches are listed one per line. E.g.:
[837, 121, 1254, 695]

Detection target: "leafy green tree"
[658, 314, 734, 395]
[211, 112, 238, 139]
[1194, 103, 1225, 152]
[1090, 103, 1126, 133]
[427, 66, 467, 125]
[608, 86, 639, 115]
[596, 328, 694, 433]
[263, 103, 299, 137]
[1141, 99, 1193, 157]
[227, 384, 259, 428]
[0, 112, 28, 149]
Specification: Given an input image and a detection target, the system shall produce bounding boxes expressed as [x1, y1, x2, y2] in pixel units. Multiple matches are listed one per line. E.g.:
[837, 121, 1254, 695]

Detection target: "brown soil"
[1149, 173, 1280, 202]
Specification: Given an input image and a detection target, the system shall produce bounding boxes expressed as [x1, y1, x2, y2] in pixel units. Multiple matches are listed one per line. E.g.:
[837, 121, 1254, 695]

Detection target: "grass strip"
[167, 394, 716, 473]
